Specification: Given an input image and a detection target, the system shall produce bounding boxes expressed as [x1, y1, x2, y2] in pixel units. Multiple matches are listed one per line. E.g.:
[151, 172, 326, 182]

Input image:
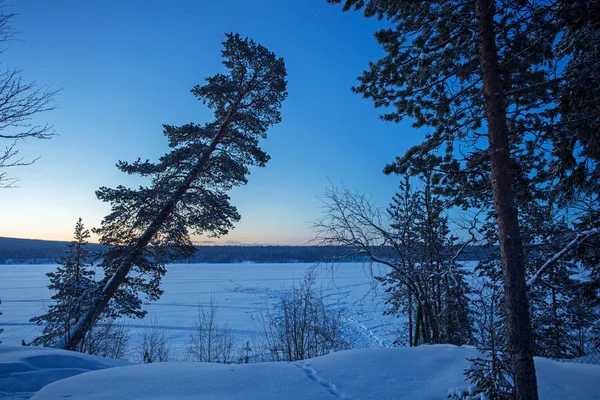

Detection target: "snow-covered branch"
[527, 225, 600, 287]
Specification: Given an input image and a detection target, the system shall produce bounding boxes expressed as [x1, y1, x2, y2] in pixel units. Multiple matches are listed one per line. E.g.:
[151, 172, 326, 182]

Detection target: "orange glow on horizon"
[1, 232, 308, 246]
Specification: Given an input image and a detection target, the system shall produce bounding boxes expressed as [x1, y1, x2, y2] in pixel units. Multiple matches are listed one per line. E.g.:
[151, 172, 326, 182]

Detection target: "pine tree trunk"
[63, 105, 239, 351]
[474, 0, 539, 398]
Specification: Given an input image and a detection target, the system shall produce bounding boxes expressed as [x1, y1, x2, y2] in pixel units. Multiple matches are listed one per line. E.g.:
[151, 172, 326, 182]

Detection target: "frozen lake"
[0, 263, 403, 360]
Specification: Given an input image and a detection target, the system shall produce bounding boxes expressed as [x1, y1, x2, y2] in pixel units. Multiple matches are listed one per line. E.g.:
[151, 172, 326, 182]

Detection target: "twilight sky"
[0, 0, 425, 245]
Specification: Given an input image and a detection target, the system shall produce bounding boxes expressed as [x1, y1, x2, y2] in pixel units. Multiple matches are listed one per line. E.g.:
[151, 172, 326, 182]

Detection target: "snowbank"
[4, 345, 595, 400]
[0, 345, 131, 399]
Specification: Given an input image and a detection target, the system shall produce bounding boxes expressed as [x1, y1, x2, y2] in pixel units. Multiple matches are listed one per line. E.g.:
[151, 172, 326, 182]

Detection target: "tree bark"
[474, 0, 539, 398]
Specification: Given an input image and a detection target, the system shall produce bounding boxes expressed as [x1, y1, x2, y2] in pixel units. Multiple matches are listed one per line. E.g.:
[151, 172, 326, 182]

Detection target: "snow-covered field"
[2, 344, 599, 399]
[2, 263, 600, 399]
[0, 263, 402, 359]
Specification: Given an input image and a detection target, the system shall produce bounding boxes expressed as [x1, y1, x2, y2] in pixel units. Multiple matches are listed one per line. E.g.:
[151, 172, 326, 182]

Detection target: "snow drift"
[2, 345, 598, 399]
[0, 345, 131, 399]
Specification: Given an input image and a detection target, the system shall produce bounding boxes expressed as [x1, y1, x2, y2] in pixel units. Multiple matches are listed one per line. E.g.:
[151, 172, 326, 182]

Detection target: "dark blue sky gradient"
[0, 0, 426, 244]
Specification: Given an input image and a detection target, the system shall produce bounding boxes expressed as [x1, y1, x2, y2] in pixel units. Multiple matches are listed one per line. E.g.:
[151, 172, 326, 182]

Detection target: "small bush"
[448, 351, 514, 400]
[82, 318, 129, 360]
[186, 298, 235, 363]
[258, 271, 350, 361]
[134, 316, 171, 363]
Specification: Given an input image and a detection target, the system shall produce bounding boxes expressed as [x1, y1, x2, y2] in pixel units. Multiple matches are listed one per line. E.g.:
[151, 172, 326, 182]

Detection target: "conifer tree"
[326, 0, 600, 397]
[63, 33, 287, 350]
[548, 1, 600, 335]
[30, 218, 98, 349]
[461, 259, 514, 400]
[317, 167, 474, 348]
[378, 169, 473, 347]
[528, 254, 596, 358]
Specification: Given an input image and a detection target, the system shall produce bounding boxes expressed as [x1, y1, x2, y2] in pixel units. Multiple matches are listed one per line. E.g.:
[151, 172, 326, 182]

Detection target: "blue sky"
[0, 0, 425, 245]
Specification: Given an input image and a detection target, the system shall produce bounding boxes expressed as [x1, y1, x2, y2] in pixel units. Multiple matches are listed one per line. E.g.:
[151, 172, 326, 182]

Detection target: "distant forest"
[0, 237, 495, 265]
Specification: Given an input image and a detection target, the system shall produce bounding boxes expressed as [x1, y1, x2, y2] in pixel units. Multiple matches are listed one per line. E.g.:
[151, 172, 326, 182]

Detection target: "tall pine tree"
[63, 33, 288, 350]
[326, 0, 600, 397]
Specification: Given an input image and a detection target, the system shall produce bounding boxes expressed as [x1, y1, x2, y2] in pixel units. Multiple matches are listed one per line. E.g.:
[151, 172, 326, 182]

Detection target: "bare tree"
[134, 316, 172, 363]
[82, 319, 130, 360]
[257, 271, 349, 362]
[186, 298, 236, 364]
[314, 181, 476, 347]
[0, 5, 58, 187]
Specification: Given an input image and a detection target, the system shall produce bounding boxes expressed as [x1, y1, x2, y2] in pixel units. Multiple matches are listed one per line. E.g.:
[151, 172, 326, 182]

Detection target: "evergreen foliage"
[461, 259, 515, 400]
[316, 171, 474, 348]
[376, 171, 473, 347]
[327, 0, 600, 398]
[64, 33, 288, 350]
[30, 218, 99, 349]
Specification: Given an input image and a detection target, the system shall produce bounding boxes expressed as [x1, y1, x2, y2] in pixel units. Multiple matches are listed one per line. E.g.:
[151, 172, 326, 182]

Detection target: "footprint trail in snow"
[295, 361, 352, 399]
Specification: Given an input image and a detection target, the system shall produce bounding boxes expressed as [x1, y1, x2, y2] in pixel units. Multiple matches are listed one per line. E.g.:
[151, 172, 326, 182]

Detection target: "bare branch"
[0, 5, 59, 186]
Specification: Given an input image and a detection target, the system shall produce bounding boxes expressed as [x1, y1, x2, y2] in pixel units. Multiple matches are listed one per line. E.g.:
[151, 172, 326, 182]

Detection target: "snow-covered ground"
[0, 263, 403, 359]
[2, 263, 600, 399]
[2, 344, 599, 399]
[0, 345, 131, 399]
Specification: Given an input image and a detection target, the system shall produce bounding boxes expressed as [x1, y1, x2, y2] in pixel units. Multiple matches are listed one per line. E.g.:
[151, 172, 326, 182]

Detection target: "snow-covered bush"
[258, 271, 349, 361]
[185, 298, 235, 363]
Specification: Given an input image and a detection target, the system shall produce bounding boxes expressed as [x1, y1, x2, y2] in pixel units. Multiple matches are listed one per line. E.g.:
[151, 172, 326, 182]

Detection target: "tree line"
[0, 236, 496, 264]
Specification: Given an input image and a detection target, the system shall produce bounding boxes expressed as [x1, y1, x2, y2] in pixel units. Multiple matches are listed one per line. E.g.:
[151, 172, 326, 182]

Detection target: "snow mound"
[26, 345, 600, 400]
[0, 345, 131, 399]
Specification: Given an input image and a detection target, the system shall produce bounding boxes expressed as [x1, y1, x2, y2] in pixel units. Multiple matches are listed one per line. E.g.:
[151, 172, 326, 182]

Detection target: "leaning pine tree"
[62, 33, 287, 351]
[30, 218, 97, 350]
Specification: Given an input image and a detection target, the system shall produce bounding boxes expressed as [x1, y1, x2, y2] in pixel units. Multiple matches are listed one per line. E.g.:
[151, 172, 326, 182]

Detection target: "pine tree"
[460, 259, 514, 400]
[528, 245, 596, 359]
[30, 218, 98, 349]
[548, 1, 600, 344]
[63, 33, 288, 350]
[551, 0, 600, 201]
[378, 169, 473, 347]
[326, 0, 600, 397]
